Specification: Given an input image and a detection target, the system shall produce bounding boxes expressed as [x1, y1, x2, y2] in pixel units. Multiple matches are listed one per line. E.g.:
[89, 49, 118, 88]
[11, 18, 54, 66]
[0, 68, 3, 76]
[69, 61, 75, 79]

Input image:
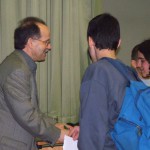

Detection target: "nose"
[47, 43, 52, 51]
[136, 59, 141, 68]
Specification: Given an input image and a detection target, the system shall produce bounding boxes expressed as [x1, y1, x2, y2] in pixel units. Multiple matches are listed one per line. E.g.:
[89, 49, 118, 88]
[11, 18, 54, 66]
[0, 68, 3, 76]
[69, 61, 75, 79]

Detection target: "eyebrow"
[138, 57, 145, 60]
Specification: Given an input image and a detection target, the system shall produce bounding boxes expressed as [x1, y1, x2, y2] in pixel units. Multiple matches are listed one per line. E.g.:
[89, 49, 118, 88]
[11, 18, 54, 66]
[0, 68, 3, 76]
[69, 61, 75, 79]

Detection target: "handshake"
[55, 123, 80, 143]
[36, 123, 80, 149]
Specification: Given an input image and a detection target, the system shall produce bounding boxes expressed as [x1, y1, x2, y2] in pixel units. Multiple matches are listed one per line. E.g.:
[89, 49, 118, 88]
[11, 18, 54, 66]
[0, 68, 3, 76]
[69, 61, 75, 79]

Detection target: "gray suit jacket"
[0, 50, 60, 150]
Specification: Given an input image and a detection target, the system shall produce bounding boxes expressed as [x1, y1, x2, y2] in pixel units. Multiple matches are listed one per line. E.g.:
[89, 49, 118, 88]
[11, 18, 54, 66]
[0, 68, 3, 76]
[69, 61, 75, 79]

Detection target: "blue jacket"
[78, 58, 136, 150]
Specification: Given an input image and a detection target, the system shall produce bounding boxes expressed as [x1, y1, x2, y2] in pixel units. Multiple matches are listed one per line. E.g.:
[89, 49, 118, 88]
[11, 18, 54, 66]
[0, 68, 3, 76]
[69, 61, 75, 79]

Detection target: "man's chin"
[143, 74, 150, 79]
[37, 59, 46, 62]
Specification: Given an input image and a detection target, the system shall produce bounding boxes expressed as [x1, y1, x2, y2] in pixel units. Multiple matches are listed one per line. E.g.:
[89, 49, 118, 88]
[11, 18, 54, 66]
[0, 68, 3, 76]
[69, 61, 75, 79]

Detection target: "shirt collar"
[16, 49, 37, 74]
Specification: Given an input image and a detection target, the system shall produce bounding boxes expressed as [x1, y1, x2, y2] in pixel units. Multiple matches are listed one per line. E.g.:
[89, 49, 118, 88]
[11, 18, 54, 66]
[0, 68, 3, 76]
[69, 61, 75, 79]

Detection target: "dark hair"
[131, 44, 140, 60]
[87, 13, 120, 51]
[138, 39, 150, 63]
[14, 17, 46, 49]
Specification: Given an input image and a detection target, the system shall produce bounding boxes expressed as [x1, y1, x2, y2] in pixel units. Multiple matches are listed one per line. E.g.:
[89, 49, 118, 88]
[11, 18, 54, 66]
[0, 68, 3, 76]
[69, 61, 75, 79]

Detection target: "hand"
[55, 123, 66, 130]
[68, 126, 80, 140]
[55, 123, 73, 143]
[55, 123, 73, 130]
[57, 128, 69, 143]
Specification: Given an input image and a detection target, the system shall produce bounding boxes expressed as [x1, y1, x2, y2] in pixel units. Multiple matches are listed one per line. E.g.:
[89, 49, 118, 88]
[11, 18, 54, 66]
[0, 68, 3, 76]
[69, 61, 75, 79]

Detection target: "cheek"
[36, 46, 44, 54]
[143, 63, 150, 73]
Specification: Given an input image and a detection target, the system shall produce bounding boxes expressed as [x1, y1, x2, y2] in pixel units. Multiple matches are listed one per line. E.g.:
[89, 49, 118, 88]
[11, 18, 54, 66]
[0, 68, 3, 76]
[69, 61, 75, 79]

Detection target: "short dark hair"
[14, 17, 46, 49]
[87, 13, 120, 51]
[138, 39, 150, 63]
[131, 44, 140, 60]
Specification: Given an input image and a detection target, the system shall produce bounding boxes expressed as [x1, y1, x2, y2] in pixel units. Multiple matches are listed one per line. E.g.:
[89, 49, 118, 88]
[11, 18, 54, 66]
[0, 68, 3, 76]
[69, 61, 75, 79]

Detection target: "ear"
[117, 39, 121, 48]
[131, 60, 137, 69]
[27, 38, 34, 47]
[88, 36, 95, 48]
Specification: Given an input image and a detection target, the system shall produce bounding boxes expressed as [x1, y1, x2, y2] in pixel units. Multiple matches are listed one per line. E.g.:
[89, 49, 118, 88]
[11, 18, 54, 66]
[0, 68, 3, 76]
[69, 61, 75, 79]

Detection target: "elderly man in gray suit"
[0, 17, 69, 150]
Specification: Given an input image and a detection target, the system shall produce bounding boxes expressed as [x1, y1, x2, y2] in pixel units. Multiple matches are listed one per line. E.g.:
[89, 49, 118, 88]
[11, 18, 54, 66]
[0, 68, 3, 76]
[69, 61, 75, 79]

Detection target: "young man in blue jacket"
[70, 13, 137, 150]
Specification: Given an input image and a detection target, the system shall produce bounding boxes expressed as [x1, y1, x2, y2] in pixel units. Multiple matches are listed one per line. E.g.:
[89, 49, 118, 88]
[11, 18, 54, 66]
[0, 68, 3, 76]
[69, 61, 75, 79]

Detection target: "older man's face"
[30, 23, 51, 62]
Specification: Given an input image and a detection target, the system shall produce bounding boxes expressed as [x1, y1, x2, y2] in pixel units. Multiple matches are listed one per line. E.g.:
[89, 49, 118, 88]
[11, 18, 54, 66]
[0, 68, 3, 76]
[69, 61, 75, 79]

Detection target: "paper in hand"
[63, 135, 78, 150]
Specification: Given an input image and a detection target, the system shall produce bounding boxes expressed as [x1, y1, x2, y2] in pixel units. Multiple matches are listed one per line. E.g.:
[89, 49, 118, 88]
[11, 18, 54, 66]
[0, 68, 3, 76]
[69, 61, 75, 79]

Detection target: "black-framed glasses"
[33, 39, 51, 46]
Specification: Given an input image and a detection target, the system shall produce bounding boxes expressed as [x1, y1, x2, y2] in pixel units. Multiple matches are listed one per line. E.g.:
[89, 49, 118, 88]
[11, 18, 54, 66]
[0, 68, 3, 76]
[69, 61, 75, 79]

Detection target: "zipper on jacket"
[119, 117, 142, 136]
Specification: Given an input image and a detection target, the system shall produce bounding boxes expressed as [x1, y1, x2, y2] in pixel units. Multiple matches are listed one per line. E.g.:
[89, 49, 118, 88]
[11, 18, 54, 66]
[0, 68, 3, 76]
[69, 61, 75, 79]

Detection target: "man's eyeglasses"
[33, 39, 51, 46]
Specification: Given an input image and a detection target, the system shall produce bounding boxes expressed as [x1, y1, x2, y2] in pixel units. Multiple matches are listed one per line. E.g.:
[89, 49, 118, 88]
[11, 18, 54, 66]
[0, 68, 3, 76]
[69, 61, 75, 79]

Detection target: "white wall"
[102, 0, 150, 65]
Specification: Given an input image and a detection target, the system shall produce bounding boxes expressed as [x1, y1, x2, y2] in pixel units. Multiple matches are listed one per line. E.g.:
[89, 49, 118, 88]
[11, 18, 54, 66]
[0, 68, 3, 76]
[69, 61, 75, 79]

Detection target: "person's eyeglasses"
[33, 39, 51, 46]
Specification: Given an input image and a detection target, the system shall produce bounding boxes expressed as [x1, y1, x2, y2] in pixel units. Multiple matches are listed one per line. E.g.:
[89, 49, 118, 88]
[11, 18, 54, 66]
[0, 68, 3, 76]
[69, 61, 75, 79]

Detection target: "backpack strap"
[102, 57, 139, 82]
